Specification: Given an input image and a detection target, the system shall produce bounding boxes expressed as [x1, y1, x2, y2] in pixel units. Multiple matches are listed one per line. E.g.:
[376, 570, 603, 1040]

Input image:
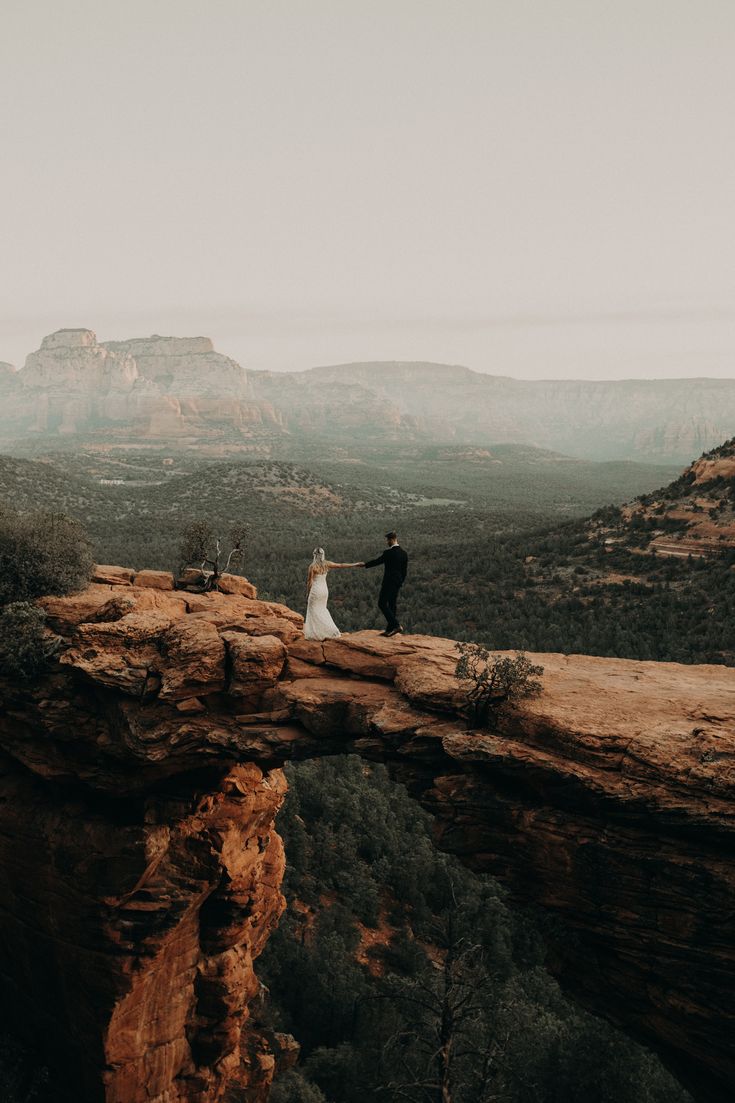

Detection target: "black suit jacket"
[365, 545, 408, 589]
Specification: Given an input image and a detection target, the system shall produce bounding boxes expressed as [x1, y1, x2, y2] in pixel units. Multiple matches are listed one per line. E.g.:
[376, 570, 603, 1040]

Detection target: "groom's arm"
[364, 552, 386, 569]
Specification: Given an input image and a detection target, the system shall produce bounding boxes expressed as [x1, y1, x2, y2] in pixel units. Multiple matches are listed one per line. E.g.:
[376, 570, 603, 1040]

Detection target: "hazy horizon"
[4, 308, 735, 382]
[3, 0, 735, 380]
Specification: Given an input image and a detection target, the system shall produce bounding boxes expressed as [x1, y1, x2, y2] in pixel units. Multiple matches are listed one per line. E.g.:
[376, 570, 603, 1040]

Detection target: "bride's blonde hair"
[311, 547, 326, 570]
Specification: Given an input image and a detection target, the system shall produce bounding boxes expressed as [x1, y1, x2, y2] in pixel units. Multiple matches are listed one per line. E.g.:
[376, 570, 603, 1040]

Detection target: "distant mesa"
[40, 327, 98, 349]
[0, 329, 276, 443]
[1, 329, 735, 462]
[105, 334, 214, 356]
[103, 334, 250, 399]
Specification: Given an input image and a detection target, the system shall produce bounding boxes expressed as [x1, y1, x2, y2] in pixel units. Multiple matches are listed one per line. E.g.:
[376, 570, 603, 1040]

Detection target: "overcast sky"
[2, 0, 735, 378]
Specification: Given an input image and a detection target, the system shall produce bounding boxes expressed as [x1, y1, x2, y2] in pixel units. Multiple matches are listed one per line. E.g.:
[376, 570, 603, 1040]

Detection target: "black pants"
[378, 583, 402, 631]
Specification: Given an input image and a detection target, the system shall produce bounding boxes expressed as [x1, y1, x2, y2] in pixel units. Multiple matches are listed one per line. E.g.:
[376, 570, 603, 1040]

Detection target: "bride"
[304, 547, 363, 640]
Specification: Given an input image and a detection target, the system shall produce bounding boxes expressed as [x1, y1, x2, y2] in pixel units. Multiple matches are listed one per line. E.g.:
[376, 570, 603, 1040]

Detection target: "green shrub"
[0, 509, 92, 606]
[456, 643, 544, 726]
[269, 1069, 327, 1103]
[0, 603, 58, 681]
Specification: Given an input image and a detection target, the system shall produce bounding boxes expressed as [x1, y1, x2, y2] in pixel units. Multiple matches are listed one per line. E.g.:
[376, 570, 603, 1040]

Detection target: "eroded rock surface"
[0, 329, 283, 442]
[0, 574, 733, 1101]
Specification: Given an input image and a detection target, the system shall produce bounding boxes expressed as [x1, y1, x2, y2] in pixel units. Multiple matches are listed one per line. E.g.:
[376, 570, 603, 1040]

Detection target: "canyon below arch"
[0, 568, 732, 1103]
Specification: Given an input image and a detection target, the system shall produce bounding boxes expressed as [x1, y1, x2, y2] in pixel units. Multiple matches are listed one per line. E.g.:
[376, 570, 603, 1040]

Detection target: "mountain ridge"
[2, 329, 735, 463]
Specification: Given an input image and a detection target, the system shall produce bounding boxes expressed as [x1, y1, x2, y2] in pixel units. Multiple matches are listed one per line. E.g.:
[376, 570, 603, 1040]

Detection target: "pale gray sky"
[2, 0, 735, 378]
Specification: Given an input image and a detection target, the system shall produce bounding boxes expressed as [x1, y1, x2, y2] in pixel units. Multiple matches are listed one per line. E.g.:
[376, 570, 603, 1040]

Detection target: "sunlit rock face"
[0, 572, 733, 1102]
[102, 335, 250, 399]
[0, 330, 283, 442]
[23, 329, 139, 393]
[0, 754, 288, 1103]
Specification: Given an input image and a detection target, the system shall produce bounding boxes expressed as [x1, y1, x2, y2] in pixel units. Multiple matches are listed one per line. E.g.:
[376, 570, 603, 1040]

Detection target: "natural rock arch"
[0, 569, 732, 1103]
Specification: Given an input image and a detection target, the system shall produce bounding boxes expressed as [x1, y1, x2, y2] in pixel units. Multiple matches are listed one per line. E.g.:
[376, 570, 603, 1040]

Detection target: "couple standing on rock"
[304, 531, 408, 642]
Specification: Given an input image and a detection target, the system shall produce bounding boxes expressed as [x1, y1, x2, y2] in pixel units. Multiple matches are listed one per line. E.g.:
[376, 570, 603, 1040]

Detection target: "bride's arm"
[325, 561, 364, 569]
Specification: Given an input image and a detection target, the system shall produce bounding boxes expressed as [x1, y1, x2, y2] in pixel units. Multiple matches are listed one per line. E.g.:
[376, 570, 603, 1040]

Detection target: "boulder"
[61, 611, 175, 695]
[222, 633, 287, 697]
[159, 619, 226, 701]
[134, 569, 174, 591]
[395, 654, 465, 712]
[237, 615, 302, 645]
[287, 639, 325, 665]
[92, 565, 136, 586]
[40, 583, 126, 634]
[322, 635, 401, 680]
[216, 573, 258, 599]
[176, 697, 206, 714]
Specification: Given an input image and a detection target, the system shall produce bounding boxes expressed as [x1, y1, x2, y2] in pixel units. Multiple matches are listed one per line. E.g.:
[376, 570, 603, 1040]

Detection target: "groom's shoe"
[385, 626, 402, 637]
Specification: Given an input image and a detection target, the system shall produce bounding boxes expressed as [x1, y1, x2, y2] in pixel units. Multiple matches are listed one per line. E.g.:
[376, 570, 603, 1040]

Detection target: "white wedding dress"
[304, 570, 341, 640]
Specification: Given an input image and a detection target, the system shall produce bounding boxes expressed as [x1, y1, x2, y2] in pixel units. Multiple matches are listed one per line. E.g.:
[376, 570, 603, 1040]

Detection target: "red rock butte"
[0, 566, 733, 1103]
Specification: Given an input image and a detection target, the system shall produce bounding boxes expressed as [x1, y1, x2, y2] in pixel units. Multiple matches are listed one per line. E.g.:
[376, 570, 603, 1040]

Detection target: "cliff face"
[0, 571, 733, 1101]
[0, 754, 287, 1103]
[3, 333, 735, 461]
[251, 364, 735, 463]
[0, 330, 283, 443]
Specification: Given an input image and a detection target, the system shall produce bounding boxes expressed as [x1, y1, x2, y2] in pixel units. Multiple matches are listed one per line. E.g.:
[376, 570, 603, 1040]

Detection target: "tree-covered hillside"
[260, 758, 690, 1103]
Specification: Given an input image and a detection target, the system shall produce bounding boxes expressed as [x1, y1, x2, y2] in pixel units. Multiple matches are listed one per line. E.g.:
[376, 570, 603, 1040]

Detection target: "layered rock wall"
[0, 754, 286, 1102]
[0, 330, 282, 442]
[3, 331, 735, 459]
[0, 573, 733, 1101]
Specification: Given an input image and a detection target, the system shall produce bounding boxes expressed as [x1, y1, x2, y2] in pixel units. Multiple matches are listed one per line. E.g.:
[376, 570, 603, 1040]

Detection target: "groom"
[363, 531, 408, 637]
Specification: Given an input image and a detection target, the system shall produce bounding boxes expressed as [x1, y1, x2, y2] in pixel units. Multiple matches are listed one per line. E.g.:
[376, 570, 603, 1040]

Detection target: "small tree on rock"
[179, 520, 248, 589]
[455, 643, 544, 727]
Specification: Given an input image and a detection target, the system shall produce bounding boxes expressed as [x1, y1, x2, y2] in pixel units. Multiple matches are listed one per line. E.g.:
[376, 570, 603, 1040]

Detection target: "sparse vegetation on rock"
[455, 643, 544, 726]
[178, 518, 248, 589]
[0, 602, 59, 682]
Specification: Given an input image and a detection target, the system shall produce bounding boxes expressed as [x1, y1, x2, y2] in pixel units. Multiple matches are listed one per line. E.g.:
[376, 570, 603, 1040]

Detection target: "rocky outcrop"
[590, 436, 735, 559]
[0, 754, 287, 1103]
[0, 330, 283, 443]
[0, 574, 733, 1101]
